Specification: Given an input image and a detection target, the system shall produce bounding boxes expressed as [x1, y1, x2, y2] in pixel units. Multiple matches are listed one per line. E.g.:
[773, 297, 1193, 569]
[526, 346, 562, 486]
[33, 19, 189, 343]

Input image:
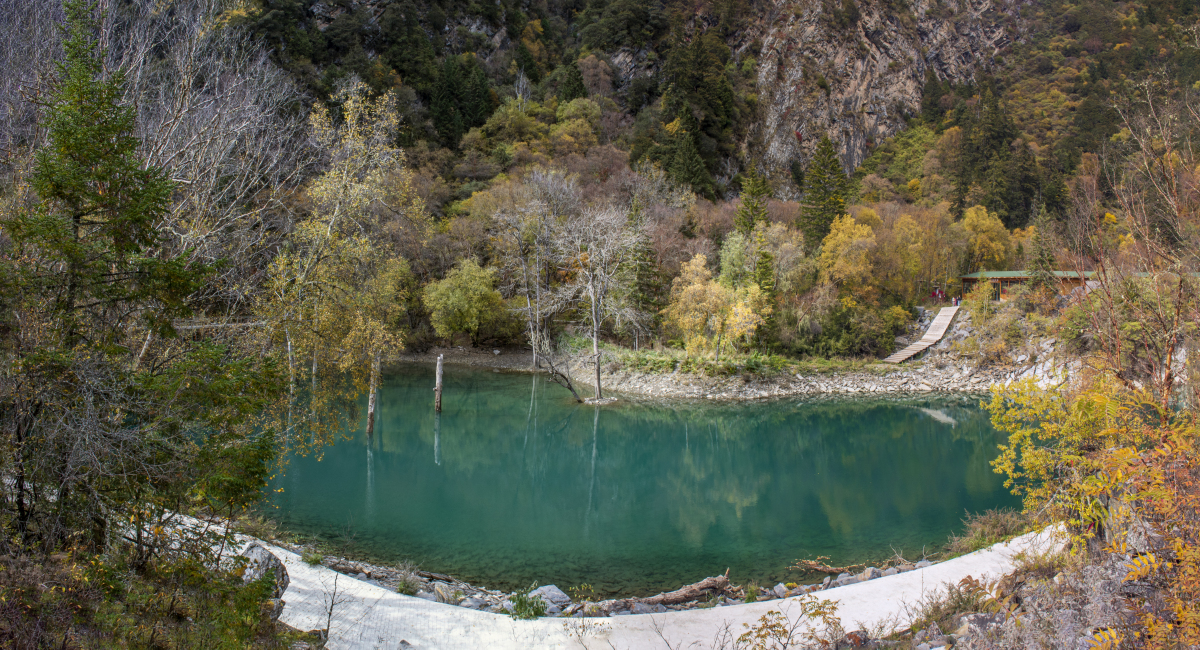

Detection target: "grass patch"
[231, 514, 283, 542]
[612, 345, 879, 378]
[393, 560, 423, 596]
[902, 578, 996, 636]
[946, 509, 1029, 557]
[743, 581, 759, 603]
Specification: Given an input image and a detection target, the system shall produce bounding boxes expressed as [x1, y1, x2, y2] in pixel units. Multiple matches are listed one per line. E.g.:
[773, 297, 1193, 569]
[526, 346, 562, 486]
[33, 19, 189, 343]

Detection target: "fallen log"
[597, 570, 730, 611]
[790, 556, 864, 575]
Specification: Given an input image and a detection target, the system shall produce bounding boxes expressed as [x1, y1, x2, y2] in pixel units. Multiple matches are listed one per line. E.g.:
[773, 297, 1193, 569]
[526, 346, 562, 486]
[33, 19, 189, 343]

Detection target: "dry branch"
[598, 570, 730, 610]
[790, 556, 865, 575]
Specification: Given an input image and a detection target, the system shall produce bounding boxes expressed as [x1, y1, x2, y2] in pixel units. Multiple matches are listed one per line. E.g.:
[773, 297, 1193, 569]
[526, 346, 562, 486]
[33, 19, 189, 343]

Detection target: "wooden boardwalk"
[881, 306, 959, 364]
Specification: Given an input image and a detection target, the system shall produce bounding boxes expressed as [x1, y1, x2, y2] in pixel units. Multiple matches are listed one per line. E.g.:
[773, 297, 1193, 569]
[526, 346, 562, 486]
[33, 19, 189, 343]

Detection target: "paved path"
[267, 525, 1064, 650]
[882, 307, 960, 364]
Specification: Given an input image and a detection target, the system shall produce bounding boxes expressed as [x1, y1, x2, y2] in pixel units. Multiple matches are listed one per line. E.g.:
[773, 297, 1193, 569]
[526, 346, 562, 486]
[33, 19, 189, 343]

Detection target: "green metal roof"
[959, 270, 1097, 279]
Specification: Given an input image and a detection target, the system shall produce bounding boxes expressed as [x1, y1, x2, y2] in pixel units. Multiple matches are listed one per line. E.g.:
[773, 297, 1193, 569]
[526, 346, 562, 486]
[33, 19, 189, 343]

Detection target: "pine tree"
[462, 64, 492, 128]
[734, 168, 771, 235]
[754, 236, 776, 299]
[559, 61, 587, 102]
[799, 135, 848, 247]
[1028, 204, 1057, 291]
[752, 228, 777, 344]
[515, 42, 541, 83]
[431, 57, 464, 145]
[14, 0, 198, 342]
[670, 130, 715, 199]
[625, 199, 663, 336]
[920, 67, 945, 123]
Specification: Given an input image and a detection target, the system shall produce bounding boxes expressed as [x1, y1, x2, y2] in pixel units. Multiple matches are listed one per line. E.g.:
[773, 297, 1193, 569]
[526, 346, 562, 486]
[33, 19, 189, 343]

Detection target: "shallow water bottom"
[269, 365, 1017, 597]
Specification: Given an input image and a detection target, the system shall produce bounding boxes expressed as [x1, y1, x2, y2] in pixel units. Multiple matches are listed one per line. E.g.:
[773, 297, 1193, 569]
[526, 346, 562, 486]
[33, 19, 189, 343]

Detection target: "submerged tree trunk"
[434, 354, 444, 412]
[590, 281, 602, 400]
[366, 349, 380, 435]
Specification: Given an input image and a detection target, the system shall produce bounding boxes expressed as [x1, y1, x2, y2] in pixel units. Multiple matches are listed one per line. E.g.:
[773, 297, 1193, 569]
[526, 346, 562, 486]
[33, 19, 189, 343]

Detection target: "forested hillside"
[3, 0, 1200, 645]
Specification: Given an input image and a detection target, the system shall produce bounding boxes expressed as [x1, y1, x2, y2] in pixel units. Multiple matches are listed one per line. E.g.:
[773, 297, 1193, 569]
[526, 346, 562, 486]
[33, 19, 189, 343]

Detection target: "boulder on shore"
[530, 584, 572, 607]
[240, 543, 289, 600]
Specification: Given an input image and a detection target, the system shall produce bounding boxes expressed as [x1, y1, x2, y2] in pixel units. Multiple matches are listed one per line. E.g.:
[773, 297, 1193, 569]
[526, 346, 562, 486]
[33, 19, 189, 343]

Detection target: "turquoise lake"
[268, 363, 1017, 598]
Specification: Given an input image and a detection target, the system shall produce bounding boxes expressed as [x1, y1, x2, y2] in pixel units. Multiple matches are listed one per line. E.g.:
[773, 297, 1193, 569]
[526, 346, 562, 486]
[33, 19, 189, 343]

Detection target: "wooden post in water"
[434, 354, 444, 413]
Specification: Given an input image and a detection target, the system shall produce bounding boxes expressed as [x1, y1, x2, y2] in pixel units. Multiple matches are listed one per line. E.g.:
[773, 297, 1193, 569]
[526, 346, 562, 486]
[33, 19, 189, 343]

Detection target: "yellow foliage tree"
[260, 80, 417, 440]
[818, 214, 875, 287]
[663, 255, 770, 361]
[963, 205, 1011, 272]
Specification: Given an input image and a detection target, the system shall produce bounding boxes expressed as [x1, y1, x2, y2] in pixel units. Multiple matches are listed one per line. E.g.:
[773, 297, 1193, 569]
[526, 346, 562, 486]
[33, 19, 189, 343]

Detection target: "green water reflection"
[269, 364, 1017, 597]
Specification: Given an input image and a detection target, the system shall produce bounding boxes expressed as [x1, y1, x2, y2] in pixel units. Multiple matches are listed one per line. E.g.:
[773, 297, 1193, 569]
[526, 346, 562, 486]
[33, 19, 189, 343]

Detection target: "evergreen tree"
[431, 57, 464, 146]
[515, 42, 541, 83]
[3, 0, 279, 555]
[560, 61, 587, 102]
[1028, 204, 1058, 291]
[462, 64, 492, 128]
[799, 135, 848, 247]
[920, 67, 945, 123]
[754, 234, 776, 300]
[14, 0, 199, 342]
[380, 1, 438, 95]
[625, 198, 664, 336]
[670, 129, 715, 199]
[666, 106, 716, 199]
[752, 228, 777, 344]
[662, 31, 735, 171]
[734, 168, 771, 235]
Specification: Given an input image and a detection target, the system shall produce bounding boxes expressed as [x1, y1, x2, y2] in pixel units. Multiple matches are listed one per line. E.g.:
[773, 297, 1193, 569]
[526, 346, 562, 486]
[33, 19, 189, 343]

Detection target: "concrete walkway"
[882, 306, 960, 364]
[268, 526, 1065, 650]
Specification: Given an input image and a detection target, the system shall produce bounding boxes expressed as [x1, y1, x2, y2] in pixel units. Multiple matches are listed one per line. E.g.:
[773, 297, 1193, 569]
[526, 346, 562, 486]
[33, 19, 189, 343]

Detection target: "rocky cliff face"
[744, 0, 1020, 186]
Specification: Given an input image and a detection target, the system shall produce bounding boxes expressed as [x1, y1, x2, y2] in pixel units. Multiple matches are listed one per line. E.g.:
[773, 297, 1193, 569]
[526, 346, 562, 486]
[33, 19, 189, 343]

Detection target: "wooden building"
[958, 270, 1095, 301]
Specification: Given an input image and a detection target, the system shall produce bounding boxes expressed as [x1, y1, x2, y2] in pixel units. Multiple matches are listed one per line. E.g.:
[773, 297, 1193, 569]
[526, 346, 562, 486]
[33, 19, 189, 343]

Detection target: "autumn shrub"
[903, 577, 1000, 636]
[0, 548, 294, 649]
[988, 380, 1200, 647]
[508, 582, 548, 620]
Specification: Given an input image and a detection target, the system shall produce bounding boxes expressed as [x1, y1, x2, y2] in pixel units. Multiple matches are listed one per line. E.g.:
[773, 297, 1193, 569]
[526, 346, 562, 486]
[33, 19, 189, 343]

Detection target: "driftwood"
[790, 556, 865, 575]
[598, 570, 730, 610]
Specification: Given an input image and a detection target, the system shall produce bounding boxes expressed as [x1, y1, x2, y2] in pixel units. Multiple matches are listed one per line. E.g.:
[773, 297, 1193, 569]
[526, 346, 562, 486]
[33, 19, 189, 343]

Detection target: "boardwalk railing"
[881, 306, 959, 364]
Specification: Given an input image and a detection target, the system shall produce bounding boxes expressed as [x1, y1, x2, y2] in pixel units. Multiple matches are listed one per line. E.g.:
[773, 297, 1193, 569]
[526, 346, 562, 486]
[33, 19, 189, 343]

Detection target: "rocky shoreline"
[396, 312, 1064, 402]
[267, 538, 938, 619]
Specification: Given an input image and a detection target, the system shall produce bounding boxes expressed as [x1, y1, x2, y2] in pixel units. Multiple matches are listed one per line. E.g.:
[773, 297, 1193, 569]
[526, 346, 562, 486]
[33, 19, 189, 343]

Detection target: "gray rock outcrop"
[240, 542, 289, 600]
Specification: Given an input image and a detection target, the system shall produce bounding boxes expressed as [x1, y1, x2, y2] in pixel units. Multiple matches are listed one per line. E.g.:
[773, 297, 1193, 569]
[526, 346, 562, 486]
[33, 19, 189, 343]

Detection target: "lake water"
[268, 363, 1017, 598]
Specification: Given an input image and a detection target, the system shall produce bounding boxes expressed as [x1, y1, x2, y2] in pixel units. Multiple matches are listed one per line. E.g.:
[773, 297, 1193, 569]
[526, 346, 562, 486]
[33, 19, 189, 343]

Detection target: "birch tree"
[553, 205, 643, 400]
[260, 80, 418, 441]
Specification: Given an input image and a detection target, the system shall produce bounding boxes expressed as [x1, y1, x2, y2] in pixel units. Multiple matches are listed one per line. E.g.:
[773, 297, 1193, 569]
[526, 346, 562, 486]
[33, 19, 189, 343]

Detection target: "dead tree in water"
[532, 332, 583, 403]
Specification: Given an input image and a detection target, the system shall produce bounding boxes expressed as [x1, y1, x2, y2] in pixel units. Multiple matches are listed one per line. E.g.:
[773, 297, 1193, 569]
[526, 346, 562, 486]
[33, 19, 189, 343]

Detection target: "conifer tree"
[515, 42, 541, 83]
[624, 198, 663, 338]
[670, 132, 714, 200]
[668, 106, 716, 199]
[734, 168, 771, 235]
[753, 228, 777, 337]
[431, 57, 464, 145]
[1028, 204, 1057, 291]
[14, 0, 198, 342]
[462, 64, 492, 128]
[920, 67, 945, 123]
[2, 0, 279, 555]
[799, 135, 849, 247]
[560, 61, 587, 102]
